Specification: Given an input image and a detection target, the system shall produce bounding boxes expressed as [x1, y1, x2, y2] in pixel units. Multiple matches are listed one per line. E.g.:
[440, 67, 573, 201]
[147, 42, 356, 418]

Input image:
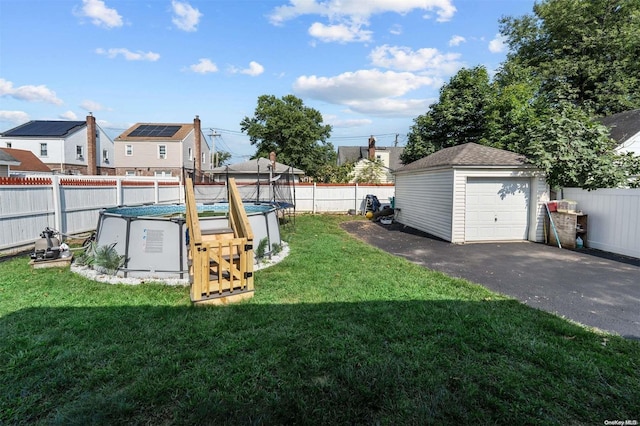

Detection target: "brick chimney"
[368, 135, 376, 160]
[269, 151, 276, 169]
[86, 113, 97, 175]
[194, 115, 201, 178]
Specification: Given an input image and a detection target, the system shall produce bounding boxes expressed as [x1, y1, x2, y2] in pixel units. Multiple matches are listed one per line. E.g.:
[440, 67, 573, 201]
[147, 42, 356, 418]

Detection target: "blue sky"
[0, 0, 536, 162]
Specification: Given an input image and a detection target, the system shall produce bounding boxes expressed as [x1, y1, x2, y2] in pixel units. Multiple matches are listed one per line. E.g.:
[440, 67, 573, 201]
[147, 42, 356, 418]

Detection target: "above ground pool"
[94, 202, 281, 279]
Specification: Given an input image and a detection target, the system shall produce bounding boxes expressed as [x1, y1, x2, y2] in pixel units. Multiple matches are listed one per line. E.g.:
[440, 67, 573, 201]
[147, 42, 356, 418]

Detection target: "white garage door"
[465, 177, 530, 242]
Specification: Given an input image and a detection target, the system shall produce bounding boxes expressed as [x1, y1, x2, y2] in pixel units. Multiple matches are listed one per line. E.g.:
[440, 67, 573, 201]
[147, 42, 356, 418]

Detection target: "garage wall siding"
[395, 169, 453, 241]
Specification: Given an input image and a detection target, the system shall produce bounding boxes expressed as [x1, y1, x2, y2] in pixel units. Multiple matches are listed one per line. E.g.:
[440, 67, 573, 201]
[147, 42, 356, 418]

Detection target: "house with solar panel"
[114, 116, 212, 181]
[0, 114, 114, 175]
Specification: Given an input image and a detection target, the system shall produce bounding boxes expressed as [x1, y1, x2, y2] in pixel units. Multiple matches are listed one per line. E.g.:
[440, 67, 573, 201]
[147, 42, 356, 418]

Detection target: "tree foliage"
[500, 0, 640, 115]
[525, 102, 628, 189]
[240, 94, 334, 179]
[403, 0, 640, 188]
[402, 66, 494, 164]
[315, 162, 355, 183]
[354, 159, 385, 184]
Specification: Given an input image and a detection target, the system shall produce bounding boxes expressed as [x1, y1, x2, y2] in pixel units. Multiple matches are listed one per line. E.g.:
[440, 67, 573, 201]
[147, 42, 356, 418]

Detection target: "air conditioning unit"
[159, 154, 166, 159]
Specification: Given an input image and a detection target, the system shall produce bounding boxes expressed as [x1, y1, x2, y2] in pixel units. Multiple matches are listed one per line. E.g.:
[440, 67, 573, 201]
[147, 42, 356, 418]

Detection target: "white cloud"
[229, 61, 264, 76]
[293, 69, 435, 103]
[268, 0, 456, 25]
[346, 97, 431, 117]
[59, 111, 78, 120]
[488, 34, 507, 53]
[389, 24, 402, 36]
[189, 58, 218, 74]
[449, 35, 466, 46]
[0, 78, 63, 105]
[324, 114, 372, 128]
[76, 0, 123, 28]
[308, 22, 372, 43]
[96, 48, 160, 61]
[369, 45, 462, 74]
[0, 110, 30, 124]
[81, 100, 105, 111]
[171, 0, 202, 32]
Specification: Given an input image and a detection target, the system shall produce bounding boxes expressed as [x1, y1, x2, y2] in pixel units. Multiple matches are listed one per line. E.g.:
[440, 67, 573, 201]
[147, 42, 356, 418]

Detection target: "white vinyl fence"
[1, 177, 395, 252]
[562, 187, 640, 259]
[0, 176, 181, 251]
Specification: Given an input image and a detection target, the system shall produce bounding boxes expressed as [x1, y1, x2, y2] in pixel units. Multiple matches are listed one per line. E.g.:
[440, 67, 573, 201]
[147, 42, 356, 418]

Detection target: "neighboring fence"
[562, 187, 640, 259]
[0, 176, 182, 251]
[192, 182, 396, 214]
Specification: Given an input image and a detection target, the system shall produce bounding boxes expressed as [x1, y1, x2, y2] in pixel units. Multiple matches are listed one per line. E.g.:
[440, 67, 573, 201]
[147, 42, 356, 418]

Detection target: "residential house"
[0, 148, 52, 176]
[0, 149, 20, 177]
[337, 136, 404, 183]
[0, 115, 115, 175]
[599, 109, 640, 155]
[114, 116, 212, 182]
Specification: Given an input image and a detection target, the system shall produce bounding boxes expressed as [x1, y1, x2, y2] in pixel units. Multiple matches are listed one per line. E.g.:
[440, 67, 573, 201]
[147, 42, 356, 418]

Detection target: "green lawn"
[1, 215, 638, 425]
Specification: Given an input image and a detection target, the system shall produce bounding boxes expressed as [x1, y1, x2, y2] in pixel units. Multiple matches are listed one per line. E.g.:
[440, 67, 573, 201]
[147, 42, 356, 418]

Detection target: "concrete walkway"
[341, 220, 640, 340]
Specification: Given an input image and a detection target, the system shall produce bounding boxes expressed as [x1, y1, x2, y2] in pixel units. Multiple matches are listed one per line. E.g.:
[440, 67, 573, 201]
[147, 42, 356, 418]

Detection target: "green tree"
[213, 150, 232, 167]
[401, 66, 494, 164]
[500, 0, 640, 115]
[525, 102, 633, 189]
[354, 159, 385, 184]
[315, 162, 355, 183]
[240, 94, 334, 179]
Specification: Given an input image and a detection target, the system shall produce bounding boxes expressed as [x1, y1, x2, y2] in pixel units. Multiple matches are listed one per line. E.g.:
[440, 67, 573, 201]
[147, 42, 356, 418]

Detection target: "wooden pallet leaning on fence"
[185, 177, 254, 305]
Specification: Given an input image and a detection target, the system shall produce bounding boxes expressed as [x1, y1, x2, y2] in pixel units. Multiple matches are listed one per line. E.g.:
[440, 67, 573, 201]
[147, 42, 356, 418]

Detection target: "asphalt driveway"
[341, 220, 640, 340]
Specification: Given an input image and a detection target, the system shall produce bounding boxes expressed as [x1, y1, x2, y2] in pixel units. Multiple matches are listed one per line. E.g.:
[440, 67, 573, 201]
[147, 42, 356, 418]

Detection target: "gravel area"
[71, 242, 290, 285]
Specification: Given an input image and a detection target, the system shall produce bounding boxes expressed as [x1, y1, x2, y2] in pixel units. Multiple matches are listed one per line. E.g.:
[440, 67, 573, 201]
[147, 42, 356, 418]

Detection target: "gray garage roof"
[395, 143, 531, 173]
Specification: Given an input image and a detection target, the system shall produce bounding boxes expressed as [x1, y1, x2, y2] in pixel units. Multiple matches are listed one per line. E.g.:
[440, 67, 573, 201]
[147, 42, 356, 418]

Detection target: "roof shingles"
[396, 143, 530, 173]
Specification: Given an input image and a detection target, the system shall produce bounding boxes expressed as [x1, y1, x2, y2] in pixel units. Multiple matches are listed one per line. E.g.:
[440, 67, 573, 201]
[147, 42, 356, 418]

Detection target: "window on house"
[125, 145, 133, 156]
[40, 143, 48, 157]
[158, 145, 167, 159]
[202, 152, 206, 164]
[76, 145, 84, 160]
[154, 170, 172, 177]
[125, 170, 136, 176]
[103, 149, 109, 163]
[188, 147, 193, 161]
[5, 142, 11, 148]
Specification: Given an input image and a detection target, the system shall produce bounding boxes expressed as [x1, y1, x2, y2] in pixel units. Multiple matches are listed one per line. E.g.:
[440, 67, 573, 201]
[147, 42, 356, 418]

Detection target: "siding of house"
[395, 168, 454, 241]
[115, 139, 184, 176]
[614, 131, 640, 156]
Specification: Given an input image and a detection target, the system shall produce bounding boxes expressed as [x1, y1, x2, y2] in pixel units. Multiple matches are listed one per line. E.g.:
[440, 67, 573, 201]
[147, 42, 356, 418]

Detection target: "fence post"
[154, 180, 159, 204]
[313, 182, 317, 214]
[51, 175, 63, 234]
[354, 183, 358, 213]
[116, 177, 122, 206]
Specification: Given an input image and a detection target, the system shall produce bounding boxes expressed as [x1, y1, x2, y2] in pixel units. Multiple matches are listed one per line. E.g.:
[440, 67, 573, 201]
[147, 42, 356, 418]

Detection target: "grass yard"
[1, 215, 638, 425]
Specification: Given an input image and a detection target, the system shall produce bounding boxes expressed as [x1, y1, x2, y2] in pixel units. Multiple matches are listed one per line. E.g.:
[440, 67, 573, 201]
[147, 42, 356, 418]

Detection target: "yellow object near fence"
[185, 177, 254, 305]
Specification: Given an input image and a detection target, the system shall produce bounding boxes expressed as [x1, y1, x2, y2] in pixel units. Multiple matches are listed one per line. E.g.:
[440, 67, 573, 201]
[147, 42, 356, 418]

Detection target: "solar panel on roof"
[2, 121, 85, 137]
[129, 125, 181, 138]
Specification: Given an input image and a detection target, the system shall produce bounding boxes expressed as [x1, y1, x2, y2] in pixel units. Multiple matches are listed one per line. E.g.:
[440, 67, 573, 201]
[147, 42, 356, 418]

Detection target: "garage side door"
[465, 177, 530, 242]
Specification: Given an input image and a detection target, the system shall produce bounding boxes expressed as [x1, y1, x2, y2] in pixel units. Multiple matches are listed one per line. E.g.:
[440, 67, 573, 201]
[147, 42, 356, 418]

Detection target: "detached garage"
[394, 143, 548, 244]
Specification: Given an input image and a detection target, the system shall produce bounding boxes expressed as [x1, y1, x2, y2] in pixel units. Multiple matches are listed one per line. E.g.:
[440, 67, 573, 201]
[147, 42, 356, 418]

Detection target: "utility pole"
[394, 133, 399, 147]
[209, 129, 221, 167]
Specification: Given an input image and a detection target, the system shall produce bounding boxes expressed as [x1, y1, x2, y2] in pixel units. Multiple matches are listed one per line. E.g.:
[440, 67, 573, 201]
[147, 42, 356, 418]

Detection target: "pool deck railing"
[185, 177, 255, 304]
